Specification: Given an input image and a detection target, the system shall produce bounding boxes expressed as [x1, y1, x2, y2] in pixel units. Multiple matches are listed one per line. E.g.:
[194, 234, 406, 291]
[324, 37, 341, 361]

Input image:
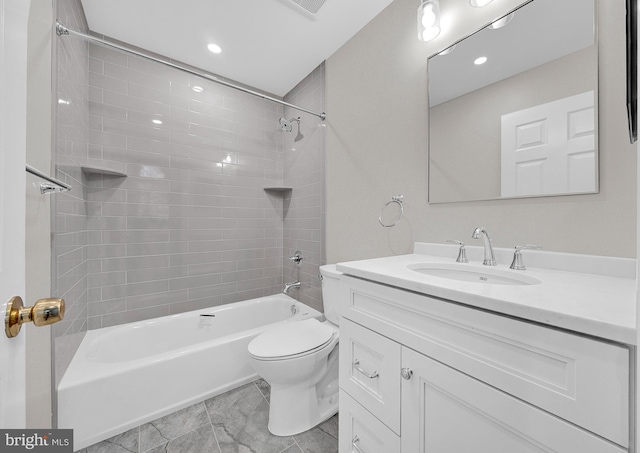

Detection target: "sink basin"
[407, 263, 541, 286]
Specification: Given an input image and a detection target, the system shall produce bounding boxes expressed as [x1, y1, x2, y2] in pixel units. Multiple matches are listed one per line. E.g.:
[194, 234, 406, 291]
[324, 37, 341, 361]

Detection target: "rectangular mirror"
[428, 0, 597, 203]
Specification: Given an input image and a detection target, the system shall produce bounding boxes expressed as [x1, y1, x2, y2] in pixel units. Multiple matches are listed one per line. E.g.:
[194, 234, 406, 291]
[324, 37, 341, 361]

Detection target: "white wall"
[326, 0, 636, 263]
[25, 0, 53, 428]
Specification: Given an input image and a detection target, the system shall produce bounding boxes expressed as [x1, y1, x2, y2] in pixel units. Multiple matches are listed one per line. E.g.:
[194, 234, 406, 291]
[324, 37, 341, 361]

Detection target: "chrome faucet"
[472, 227, 497, 266]
[283, 281, 301, 294]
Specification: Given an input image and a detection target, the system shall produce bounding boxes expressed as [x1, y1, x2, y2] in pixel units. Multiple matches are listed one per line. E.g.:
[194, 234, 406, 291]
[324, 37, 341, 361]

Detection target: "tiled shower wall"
[84, 46, 326, 326]
[53, 0, 90, 384]
[283, 65, 326, 312]
[53, 0, 326, 382]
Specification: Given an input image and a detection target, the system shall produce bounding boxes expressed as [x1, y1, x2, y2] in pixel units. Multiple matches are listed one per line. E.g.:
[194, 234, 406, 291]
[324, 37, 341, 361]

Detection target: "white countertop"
[336, 243, 637, 345]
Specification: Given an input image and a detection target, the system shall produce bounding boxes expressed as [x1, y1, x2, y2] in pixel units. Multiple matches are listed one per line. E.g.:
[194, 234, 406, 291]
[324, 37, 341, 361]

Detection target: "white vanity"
[336, 243, 636, 453]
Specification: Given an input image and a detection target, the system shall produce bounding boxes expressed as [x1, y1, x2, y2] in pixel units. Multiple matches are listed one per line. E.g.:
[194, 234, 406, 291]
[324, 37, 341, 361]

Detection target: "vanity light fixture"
[488, 12, 515, 29]
[469, 0, 493, 7]
[474, 56, 488, 65]
[207, 43, 222, 54]
[417, 0, 441, 42]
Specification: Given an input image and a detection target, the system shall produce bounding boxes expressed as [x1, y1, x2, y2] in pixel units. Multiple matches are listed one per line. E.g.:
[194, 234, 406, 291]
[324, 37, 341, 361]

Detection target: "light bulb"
[422, 26, 441, 42]
[417, 0, 441, 42]
[470, 0, 493, 6]
[421, 4, 436, 28]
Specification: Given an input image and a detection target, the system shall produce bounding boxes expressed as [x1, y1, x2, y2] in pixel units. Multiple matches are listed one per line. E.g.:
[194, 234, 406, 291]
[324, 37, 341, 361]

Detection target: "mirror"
[428, 0, 597, 203]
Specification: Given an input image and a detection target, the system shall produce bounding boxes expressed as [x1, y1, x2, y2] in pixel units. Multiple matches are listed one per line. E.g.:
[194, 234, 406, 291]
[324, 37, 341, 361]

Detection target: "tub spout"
[283, 281, 301, 294]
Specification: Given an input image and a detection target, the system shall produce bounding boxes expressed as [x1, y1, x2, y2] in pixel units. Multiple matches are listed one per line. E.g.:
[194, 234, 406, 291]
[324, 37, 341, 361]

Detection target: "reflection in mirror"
[428, 0, 597, 203]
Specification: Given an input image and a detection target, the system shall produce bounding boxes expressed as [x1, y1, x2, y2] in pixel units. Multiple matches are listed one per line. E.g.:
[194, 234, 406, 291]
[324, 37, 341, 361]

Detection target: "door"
[0, 0, 31, 427]
[501, 91, 596, 197]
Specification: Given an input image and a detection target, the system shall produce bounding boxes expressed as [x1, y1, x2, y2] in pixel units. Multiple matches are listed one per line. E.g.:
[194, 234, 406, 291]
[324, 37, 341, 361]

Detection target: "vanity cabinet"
[338, 275, 630, 453]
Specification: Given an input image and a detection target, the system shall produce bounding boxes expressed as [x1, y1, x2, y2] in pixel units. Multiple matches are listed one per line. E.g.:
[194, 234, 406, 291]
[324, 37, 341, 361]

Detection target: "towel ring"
[378, 195, 404, 228]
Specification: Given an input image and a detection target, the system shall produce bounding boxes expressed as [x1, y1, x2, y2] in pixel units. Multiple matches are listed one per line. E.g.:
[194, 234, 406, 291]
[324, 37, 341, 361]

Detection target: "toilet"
[248, 264, 343, 436]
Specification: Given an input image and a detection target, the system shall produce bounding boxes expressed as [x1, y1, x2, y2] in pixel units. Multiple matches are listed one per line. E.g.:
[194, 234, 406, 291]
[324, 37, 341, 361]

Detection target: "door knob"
[5, 296, 65, 338]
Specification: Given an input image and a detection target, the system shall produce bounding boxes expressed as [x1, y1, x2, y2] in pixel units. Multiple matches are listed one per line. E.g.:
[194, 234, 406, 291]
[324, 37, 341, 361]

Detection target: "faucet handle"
[446, 240, 468, 263]
[510, 244, 542, 270]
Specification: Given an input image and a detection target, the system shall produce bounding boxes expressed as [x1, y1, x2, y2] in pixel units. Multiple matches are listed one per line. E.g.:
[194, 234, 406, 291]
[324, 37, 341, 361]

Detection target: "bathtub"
[57, 294, 321, 450]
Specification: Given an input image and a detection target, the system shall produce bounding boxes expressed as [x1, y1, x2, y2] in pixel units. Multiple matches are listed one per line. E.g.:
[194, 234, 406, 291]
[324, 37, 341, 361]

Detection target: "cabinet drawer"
[339, 318, 401, 434]
[401, 347, 626, 453]
[339, 390, 400, 453]
[341, 275, 630, 447]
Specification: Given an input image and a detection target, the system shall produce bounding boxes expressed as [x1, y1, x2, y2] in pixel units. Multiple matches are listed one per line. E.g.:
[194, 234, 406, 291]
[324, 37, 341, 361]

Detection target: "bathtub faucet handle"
[289, 251, 304, 265]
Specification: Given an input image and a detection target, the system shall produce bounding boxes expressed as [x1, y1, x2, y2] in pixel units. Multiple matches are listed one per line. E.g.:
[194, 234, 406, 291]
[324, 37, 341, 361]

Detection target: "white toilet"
[248, 264, 342, 436]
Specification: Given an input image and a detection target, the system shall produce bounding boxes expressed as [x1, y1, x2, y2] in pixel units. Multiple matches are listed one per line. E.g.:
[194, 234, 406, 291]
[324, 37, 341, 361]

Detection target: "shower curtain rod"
[55, 22, 327, 121]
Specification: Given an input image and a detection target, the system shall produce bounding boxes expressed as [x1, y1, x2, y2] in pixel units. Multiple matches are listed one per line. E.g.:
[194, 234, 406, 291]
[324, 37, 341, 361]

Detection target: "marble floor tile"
[81, 427, 139, 453]
[279, 445, 303, 453]
[79, 380, 338, 453]
[293, 415, 338, 453]
[253, 378, 271, 402]
[204, 382, 295, 453]
[139, 402, 211, 451]
[143, 424, 220, 453]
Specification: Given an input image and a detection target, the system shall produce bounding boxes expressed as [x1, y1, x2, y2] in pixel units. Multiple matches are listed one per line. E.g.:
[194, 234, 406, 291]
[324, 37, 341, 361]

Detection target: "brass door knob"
[5, 296, 65, 338]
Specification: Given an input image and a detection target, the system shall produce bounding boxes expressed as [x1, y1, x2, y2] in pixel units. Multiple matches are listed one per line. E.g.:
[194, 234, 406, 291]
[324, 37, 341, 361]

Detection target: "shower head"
[279, 116, 304, 142]
[279, 117, 292, 132]
[294, 118, 304, 142]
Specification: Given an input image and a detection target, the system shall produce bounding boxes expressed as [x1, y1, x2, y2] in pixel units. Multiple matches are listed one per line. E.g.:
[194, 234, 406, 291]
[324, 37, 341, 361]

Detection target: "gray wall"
[85, 42, 287, 328]
[283, 64, 326, 312]
[53, 0, 90, 386]
[325, 0, 636, 263]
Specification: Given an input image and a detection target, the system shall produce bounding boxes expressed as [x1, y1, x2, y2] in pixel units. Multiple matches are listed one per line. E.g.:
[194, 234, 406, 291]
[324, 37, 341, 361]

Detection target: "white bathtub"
[57, 294, 321, 450]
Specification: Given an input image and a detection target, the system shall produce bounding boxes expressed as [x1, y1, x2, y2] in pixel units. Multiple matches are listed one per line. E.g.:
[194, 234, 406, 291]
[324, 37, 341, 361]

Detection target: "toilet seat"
[248, 318, 336, 361]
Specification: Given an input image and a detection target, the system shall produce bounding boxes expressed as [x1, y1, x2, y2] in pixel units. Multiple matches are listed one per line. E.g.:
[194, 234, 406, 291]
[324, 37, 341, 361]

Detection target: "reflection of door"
[501, 91, 595, 197]
[0, 0, 30, 427]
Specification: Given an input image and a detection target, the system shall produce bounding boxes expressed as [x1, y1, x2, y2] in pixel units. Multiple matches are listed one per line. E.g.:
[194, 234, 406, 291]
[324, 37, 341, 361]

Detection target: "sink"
[407, 263, 541, 286]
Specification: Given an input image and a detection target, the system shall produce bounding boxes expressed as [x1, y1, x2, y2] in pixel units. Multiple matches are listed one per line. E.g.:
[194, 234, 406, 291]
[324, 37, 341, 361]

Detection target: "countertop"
[336, 243, 637, 345]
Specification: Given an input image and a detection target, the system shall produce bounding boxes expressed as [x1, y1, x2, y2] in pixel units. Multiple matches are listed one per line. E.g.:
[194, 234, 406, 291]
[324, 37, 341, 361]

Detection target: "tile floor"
[77, 379, 339, 453]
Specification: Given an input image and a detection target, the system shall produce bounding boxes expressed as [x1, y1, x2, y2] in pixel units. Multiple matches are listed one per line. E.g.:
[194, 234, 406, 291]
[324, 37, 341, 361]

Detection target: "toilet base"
[267, 379, 339, 436]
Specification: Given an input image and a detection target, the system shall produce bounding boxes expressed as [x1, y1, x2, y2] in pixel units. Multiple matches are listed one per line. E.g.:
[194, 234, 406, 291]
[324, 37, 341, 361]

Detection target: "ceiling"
[80, 0, 393, 97]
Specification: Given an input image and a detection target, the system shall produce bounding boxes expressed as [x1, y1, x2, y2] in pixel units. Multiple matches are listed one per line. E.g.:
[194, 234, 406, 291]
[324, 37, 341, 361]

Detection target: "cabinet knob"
[401, 367, 413, 380]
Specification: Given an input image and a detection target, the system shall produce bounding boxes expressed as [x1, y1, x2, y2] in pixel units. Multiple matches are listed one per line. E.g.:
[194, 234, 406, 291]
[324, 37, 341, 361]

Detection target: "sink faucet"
[283, 281, 301, 294]
[472, 227, 497, 266]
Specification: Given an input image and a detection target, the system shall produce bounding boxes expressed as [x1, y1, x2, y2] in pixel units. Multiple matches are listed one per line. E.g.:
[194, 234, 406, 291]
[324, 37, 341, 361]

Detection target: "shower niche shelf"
[81, 166, 127, 178]
[263, 187, 293, 193]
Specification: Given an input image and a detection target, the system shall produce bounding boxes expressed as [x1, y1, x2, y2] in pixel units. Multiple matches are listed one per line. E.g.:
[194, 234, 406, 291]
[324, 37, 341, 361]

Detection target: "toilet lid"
[248, 318, 335, 359]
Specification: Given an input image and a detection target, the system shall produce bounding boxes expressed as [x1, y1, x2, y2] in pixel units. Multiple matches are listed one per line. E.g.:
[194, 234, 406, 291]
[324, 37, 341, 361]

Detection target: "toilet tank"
[320, 264, 343, 325]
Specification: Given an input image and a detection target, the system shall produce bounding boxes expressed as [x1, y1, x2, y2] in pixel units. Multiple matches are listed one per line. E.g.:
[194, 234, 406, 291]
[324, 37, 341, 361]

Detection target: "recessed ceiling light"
[438, 44, 457, 56]
[152, 119, 163, 125]
[488, 12, 515, 29]
[58, 99, 71, 105]
[474, 56, 488, 65]
[470, 0, 493, 6]
[207, 43, 222, 54]
[192, 86, 204, 93]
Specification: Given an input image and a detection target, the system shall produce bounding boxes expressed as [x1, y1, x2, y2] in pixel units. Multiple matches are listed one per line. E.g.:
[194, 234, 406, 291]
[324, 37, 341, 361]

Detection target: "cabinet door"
[339, 318, 402, 434]
[339, 391, 400, 453]
[400, 348, 626, 453]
